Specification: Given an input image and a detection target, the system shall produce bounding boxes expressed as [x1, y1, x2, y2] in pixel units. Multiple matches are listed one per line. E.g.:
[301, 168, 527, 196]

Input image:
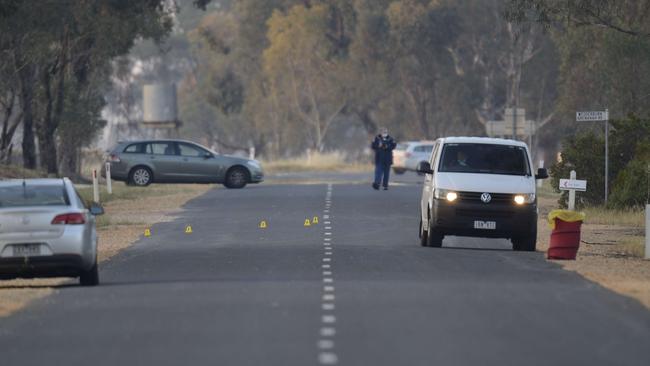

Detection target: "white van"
[417, 137, 548, 251]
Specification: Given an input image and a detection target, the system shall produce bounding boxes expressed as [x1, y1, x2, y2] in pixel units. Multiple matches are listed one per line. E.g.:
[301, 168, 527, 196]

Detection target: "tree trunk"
[38, 67, 59, 175]
[0, 92, 21, 164]
[16, 60, 37, 169]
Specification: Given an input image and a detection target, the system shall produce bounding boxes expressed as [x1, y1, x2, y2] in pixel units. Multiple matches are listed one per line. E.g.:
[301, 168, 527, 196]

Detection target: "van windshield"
[439, 143, 530, 176]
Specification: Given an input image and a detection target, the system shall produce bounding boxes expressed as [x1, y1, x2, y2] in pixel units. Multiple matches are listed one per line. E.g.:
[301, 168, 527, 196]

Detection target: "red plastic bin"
[548, 219, 583, 260]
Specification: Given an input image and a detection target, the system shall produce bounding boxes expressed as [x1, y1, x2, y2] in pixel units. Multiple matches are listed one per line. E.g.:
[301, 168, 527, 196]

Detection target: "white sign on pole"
[576, 111, 608, 122]
[576, 109, 609, 203]
[559, 178, 587, 192]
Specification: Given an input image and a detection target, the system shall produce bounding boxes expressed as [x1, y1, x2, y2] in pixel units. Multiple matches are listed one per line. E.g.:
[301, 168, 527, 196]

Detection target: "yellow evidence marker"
[185, 225, 193, 234]
[259, 220, 268, 229]
[312, 216, 319, 225]
[304, 219, 311, 227]
[144, 228, 151, 237]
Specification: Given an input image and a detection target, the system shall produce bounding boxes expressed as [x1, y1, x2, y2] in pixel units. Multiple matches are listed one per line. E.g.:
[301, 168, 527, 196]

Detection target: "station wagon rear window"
[123, 143, 147, 154]
[439, 143, 530, 176]
[0, 184, 70, 208]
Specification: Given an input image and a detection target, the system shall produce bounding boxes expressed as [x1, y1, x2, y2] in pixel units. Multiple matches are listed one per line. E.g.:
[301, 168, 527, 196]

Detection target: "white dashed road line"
[318, 183, 338, 365]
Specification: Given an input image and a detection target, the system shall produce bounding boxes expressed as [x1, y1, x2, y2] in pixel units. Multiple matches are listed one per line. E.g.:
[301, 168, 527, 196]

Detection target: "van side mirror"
[417, 161, 434, 175]
[535, 168, 549, 180]
[89, 202, 104, 216]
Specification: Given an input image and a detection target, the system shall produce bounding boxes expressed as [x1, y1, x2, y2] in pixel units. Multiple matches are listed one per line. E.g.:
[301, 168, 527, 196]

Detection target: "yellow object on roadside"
[259, 220, 267, 229]
[312, 216, 319, 225]
[548, 209, 586, 229]
[304, 219, 311, 227]
[144, 228, 151, 237]
[185, 225, 193, 234]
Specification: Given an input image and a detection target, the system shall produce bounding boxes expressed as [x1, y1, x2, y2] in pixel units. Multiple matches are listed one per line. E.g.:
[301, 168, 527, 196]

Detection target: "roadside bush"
[609, 141, 650, 208]
[550, 132, 604, 208]
[551, 115, 650, 208]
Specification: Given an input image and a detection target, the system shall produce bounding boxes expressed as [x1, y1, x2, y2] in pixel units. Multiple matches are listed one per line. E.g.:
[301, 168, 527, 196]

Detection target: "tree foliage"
[0, 0, 180, 175]
[551, 116, 650, 208]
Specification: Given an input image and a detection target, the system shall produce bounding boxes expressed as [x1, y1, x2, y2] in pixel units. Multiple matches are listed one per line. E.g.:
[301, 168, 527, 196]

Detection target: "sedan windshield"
[0, 184, 69, 208]
[439, 143, 530, 176]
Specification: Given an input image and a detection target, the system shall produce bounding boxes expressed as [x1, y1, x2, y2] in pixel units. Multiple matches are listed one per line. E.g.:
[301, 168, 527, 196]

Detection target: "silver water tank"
[142, 84, 180, 127]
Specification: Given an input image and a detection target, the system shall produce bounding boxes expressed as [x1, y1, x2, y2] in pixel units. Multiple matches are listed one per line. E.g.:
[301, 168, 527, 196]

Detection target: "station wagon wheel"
[224, 167, 249, 189]
[129, 167, 152, 187]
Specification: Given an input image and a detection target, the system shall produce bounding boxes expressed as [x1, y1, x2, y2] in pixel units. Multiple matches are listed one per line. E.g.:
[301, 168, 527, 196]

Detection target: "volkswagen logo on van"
[480, 193, 492, 203]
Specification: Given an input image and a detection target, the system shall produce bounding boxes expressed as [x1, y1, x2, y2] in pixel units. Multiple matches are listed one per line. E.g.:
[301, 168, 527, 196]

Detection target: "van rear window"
[439, 143, 530, 176]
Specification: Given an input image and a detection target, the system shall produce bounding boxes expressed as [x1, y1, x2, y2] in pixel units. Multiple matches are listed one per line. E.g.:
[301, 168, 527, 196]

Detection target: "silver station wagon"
[104, 139, 264, 189]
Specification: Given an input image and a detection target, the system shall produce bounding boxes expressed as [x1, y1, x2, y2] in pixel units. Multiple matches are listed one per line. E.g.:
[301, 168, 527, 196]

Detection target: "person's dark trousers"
[374, 163, 391, 188]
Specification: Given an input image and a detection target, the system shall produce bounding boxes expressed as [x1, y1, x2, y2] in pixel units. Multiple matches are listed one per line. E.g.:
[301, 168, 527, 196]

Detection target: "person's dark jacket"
[371, 135, 397, 166]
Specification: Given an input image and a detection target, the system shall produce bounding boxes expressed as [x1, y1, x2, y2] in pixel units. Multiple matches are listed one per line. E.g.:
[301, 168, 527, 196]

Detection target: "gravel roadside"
[536, 196, 650, 309]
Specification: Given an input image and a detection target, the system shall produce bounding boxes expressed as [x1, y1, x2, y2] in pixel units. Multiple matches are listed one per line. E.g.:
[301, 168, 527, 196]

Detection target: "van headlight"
[435, 189, 458, 202]
[514, 194, 535, 205]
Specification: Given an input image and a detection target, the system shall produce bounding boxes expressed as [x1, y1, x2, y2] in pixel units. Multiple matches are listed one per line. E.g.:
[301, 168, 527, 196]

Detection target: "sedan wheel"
[130, 167, 152, 186]
[79, 261, 99, 286]
[224, 167, 249, 189]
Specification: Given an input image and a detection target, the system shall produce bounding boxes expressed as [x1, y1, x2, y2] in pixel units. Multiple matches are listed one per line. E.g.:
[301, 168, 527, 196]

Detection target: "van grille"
[456, 209, 514, 218]
[457, 191, 514, 204]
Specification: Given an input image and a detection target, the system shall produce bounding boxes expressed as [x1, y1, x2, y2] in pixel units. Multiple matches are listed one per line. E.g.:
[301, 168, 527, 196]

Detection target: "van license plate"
[474, 221, 496, 230]
[12, 244, 41, 257]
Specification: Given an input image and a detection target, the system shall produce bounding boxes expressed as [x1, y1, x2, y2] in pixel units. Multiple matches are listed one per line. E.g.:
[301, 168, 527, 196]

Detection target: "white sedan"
[0, 178, 103, 286]
[392, 141, 435, 174]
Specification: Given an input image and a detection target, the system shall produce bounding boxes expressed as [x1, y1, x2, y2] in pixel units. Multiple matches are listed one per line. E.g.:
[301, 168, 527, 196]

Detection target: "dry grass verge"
[262, 151, 372, 174]
[0, 183, 211, 317]
[0, 164, 47, 179]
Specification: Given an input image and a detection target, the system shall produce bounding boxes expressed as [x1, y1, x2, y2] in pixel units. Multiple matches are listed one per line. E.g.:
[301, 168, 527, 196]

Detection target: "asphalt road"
[1, 173, 649, 365]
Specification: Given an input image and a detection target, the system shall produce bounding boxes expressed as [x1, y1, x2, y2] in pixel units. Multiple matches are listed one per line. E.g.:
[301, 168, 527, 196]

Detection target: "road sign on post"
[576, 111, 607, 121]
[576, 109, 609, 203]
[505, 108, 526, 139]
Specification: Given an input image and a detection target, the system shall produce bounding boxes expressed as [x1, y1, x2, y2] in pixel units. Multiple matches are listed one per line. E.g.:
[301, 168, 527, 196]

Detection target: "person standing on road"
[371, 127, 396, 190]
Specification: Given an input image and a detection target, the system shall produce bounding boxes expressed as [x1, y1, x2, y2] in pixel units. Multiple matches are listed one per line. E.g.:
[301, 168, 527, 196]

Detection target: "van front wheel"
[419, 219, 428, 247]
[426, 215, 443, 248]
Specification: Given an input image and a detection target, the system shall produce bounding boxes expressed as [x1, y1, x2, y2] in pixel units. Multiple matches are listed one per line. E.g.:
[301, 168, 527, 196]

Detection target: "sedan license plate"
[12, 244, 41, 257]
[474, 220, 496, 230]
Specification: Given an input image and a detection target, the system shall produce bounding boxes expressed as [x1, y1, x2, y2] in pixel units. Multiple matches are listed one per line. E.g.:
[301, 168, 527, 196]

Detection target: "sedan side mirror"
[89, 202, 104, 216]
[416, 161, 434, 175]
[535, 168, 549, 180]
[203, 152, 213, 159]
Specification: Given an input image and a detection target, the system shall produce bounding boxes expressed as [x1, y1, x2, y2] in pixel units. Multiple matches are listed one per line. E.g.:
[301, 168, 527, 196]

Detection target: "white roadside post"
[576, 110, 609, 203]
[646, 204, 650, 260]
[92, 169, 100, 203]
[537, 160, 545, 188]
[559, 171, 587, 211]
[105, 162, 112, 195]
[568, 171, 576, 210]
[249, 147, 256, 160]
